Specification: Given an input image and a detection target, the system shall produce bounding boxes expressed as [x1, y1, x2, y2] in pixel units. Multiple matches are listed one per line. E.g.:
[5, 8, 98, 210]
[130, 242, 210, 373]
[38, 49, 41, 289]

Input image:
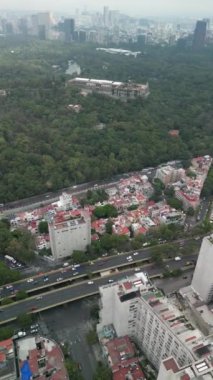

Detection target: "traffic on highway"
[0, 238, 198, 300]
[0, 255, 195, 324]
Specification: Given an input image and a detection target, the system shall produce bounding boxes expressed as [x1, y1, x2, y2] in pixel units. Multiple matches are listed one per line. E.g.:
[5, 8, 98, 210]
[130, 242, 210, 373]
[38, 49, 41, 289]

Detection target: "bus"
[5, 255, 17, 264]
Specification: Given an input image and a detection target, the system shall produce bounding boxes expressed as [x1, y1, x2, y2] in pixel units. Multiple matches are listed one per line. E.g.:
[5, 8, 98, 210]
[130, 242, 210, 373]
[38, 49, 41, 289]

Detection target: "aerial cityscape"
[0, 1, 213, 379]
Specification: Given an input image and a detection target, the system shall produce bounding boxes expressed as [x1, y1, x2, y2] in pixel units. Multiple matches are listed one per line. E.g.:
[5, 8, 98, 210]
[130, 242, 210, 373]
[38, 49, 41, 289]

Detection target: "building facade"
[191, 234, 213, 303]
[193, 20, 207, 49]
[68, 77, 150, 100]
[48, 211, 91, 260]
[97, 273, 206, 371]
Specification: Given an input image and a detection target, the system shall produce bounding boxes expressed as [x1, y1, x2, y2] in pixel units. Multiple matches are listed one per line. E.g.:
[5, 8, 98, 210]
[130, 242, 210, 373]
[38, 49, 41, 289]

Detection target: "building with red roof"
[16, 335, 68, 380]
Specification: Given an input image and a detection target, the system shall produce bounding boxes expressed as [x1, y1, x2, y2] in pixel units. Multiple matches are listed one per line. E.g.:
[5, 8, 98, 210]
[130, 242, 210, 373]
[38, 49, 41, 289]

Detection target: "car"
[36, 296, 43, 300]
[72, 272, 79, 276]
[63, 262, 69, 267]
[127, 256, 132, 260]
[134, 268, 141, 272]
[73, 264, 80, 268]
[30, 324, 39, 329]
[43, 277, 49, 282]
[88, 281, 94, 285]
[133, 252, 139, 256]
[27, 278, 34, 283]
[31, 307, 38, 311]
[102, 253, 108, 257]
[56, 277, 63, 282]
[5, 285, 13, 290]
[17, 331, 26, 337]
[30, 328, 38, 334]
[108, 279, 114, 283]
[175, 256, 181, 261]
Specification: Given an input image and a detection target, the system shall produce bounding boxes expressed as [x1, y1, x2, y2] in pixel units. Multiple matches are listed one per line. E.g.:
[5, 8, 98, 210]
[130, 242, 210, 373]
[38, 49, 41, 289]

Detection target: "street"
[41, 299, 99, 380]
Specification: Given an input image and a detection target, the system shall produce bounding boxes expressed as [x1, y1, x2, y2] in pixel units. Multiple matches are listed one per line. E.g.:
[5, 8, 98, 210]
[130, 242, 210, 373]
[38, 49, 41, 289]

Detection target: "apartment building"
[158, 354, 213, 380]
[175, 189, 200, 210]
[48, 210, 91, 260]
[191, 234, 213, 304]
[155, 166, 185, 186]
[97, 273, 208, 371]
[0, 338, 16, 380]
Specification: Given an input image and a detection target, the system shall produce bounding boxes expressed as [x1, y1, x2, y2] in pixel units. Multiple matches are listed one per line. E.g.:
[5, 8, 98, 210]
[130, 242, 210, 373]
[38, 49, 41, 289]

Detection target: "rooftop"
[113, 359, 145, 380]
[114, 274, 213, 362]
[16, 335, 68, 380]
[106, 336, 135, 368]
[0, 338, 16, 379]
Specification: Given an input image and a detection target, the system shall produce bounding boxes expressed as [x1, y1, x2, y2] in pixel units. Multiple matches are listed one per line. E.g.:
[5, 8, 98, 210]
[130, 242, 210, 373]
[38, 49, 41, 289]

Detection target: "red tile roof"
[18, 338, 68, 380]
[163, 358, 179, 373]
[106, 336, 135, 368]
[113, 360, 145, 380]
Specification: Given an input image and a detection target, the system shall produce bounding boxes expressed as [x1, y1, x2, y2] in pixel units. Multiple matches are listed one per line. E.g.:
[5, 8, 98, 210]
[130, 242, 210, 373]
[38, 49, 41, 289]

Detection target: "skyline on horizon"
[0, 0, 212, 18]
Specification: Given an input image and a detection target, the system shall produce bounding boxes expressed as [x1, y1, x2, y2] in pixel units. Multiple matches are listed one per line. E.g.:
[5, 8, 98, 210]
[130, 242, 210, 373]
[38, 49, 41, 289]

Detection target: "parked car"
[88, 281, 94, 285]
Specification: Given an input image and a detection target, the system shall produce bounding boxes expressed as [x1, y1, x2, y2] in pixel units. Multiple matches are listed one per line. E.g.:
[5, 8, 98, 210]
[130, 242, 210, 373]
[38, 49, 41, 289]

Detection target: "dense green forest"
[0, 36, 212, 202]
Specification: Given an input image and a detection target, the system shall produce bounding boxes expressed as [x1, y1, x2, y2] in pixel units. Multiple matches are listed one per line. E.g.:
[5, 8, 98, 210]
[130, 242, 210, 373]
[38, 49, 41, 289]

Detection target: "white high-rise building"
[97, 273, 211, 372]
[191, 234, 213, 303]
[49, 210, 91, 260]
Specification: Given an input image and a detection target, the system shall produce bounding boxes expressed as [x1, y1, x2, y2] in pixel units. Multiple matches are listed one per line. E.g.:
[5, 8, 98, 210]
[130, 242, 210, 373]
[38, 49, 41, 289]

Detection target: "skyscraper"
[193, 19, 207, 49]
[191, 234, 213, 303]
[103, 6, 109, 27]
[64, 18, 75, 43]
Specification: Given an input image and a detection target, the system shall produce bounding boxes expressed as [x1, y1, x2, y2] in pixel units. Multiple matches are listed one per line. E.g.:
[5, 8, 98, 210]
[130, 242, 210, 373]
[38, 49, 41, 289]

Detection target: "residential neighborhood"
[6, 155, 212, 261]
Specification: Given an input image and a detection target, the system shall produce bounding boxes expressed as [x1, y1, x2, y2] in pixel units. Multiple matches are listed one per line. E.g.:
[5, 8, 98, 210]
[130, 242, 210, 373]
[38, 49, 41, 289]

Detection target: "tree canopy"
[0, 37, 212, 202]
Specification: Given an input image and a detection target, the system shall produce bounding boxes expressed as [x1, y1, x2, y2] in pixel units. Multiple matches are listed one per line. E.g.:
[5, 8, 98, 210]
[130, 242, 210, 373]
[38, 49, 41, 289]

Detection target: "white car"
[108, 279, 114, 283]
[56, 277, 63, 282]
[72, 272, 79, 276]
[88, 281, 94, 285]
[126, 256, 132, 260]
[175, 256, 181, 261]
[31, 328, 38, 334]
[27, 278, 34, 283]
[128, 258, 133, 262]
[5, 285, 13, 290]
[63, 262, 69, 267]
[133, 252, 139, 256]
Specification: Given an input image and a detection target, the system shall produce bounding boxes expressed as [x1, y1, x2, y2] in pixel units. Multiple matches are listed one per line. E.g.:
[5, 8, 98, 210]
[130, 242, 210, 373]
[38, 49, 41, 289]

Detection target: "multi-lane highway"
[0, 238, 198, 299]
[0, 168, 157, 215]
[0, 251, 195, 324]
[0, 256, 194, 325]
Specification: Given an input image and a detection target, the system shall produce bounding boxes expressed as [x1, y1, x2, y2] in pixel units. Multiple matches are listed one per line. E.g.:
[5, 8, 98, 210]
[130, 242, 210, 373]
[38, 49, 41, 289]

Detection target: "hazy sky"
[0, 0, 212, 18]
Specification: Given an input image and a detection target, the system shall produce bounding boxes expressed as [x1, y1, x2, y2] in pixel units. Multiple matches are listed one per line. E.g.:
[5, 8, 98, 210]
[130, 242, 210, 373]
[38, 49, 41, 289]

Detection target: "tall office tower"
[64, 18, 75, 43]
[193, 19, 207, 49]
[97, 273, 209, 371]
[18, 18, 28, 35]
[103, 6, 109, 27]
[191, 234, 213, 303]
